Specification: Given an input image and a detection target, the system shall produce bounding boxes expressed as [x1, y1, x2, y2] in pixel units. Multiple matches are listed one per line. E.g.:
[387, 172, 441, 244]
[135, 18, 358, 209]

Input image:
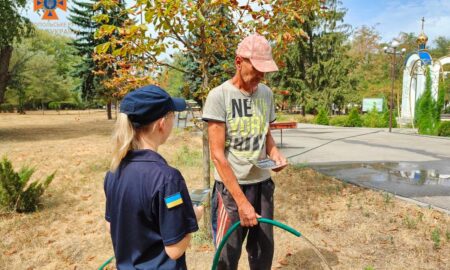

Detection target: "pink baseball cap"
[236, 34, 279, 73]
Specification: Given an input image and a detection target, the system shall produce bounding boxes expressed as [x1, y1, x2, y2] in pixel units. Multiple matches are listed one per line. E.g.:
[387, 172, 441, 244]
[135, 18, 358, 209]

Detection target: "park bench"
[270, 121, 297, 147]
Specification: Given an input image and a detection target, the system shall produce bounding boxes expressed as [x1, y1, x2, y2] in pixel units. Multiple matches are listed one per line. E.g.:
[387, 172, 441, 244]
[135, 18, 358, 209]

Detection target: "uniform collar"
[124, 149, 167, 164]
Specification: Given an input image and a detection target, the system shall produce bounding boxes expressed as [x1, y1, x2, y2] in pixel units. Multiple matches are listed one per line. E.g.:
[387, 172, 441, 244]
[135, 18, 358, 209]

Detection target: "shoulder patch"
[165, 192, 183, 209]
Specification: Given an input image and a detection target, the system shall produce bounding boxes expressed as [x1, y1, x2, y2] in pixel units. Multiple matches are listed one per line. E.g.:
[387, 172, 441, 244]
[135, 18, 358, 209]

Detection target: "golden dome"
[417, 32, 428, 45]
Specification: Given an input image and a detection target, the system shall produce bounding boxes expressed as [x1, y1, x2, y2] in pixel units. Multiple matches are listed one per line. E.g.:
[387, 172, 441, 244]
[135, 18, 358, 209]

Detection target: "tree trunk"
[199, 19, 211, 235]
[201, 122, 210, 230]
[17, 87, 25, 114]
[114, 99, 119, 120]
[0, 46, 13, 104]
[107, 100, 112, 120]
[115, 98, 118, 119]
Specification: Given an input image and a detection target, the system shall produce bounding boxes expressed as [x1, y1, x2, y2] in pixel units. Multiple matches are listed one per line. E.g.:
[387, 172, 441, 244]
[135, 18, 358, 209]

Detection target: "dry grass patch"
[0, 111, 448, 270]
[270, 167, 449, 270]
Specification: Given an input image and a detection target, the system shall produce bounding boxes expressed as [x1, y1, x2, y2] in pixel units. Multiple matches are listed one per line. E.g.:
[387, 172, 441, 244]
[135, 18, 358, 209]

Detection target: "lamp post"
[384, 41, 406, 132]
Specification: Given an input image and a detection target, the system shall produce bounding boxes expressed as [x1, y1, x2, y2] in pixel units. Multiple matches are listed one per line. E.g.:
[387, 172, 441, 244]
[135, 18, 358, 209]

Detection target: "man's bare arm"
[208, 121, 258, 227]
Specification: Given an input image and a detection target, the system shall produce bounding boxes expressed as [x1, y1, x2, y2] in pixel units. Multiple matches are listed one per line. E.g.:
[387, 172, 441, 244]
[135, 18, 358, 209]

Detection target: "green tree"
[415, 67, 438, 135]
[398, 32, 419, 53]
[364, 105, 383, 128]
[349, 26, 391, 99]
[349, 26, 380, 65]
[69, 0, 99, 102]
[4, 39, 36, 113]
[271, 0, 357, 115]
[346, 107, 362, 127]
[158, 54, 185, 98]
[0, 0, 33, 104]
[5, 31, 81, 112]
[315, 107, 330, 125]
[348, 29, 418, 113]
[70, 0, 128, 119]
[178, 6, 238, 105]
[436, 83, 445, 121]
[430, 36, 450, 58]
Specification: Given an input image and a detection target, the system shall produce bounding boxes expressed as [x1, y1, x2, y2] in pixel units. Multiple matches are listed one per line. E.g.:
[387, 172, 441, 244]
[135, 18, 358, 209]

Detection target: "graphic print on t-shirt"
[226, 97, 269, 160]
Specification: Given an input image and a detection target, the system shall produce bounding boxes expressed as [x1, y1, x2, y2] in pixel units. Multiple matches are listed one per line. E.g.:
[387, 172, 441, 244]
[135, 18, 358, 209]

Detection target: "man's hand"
[237, 200, 258, 227]
[266, 129, 288, 172]
[270, 151, 288, 172]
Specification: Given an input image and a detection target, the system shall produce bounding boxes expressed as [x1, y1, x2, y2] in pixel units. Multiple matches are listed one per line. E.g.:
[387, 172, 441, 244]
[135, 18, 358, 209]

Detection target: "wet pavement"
[312, 162, 450, 211]
[273, 124, 450, 212]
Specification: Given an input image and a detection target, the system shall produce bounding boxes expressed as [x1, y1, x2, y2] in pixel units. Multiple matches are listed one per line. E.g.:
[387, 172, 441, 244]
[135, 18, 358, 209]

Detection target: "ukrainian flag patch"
[165, 192, 183, 209]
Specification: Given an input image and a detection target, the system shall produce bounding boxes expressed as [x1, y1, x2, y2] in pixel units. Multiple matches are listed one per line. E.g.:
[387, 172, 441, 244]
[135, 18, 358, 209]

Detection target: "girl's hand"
[193, 205, 204, 221]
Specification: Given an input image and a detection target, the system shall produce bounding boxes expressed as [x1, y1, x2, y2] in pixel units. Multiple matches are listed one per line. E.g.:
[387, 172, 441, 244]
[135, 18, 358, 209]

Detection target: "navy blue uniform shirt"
[104, 150, 199, 270]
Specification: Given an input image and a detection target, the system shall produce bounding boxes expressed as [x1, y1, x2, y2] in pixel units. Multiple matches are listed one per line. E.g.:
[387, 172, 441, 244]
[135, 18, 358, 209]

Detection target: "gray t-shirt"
[202, 80, 276, 185]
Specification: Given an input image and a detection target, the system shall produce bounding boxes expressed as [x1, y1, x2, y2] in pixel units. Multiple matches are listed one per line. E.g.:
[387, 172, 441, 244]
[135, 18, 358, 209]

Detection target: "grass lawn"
[0, 111, 448, 269]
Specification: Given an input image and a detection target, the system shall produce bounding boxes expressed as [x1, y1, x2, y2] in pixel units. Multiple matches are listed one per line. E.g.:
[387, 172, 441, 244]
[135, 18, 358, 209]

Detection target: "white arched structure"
[400, 53, 450, 124]
[434, 56, 450, 86]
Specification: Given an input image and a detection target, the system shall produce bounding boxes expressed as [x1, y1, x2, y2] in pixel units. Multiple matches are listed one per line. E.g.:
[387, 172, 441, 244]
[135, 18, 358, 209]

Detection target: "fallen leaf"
[278, 258, 289, 266]
[4, 248, 17, 256]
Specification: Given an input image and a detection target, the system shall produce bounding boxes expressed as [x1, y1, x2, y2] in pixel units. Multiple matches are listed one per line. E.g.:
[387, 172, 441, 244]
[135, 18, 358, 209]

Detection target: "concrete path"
[272, 124, 450, 212]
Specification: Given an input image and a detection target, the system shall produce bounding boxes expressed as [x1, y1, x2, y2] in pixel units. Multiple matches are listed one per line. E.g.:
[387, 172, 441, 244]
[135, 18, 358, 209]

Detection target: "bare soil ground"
[0, 111, 448, 270]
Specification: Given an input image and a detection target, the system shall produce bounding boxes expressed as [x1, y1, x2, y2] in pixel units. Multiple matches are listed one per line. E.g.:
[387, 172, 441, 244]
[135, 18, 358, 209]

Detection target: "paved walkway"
[272, 124, 450, 212]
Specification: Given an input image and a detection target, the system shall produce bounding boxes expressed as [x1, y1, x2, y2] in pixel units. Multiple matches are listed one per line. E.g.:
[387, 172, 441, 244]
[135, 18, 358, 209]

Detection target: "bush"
[415, 67, 439, 135]
[294, 115, 314, 124]
[329, 115, 348, 127]
[382, 109, 398, 128]
[0, 103, 15, 113]
[436, 84, 445, 121]
[59, 101, 79, 110]
[363, 106, 383, 128]
[76, 102, 86, 110]
[276, 113, 290, 122]
[438, 122, 450, 137]
[346, 108, 363, 127]
[315, 107, 329, 125]
[48, 101, 61, 111]
[0, 157, 55, 213]
[275, 113, 314, 124]
[432, 228, 441, 249]
[87, 100, 106, 109]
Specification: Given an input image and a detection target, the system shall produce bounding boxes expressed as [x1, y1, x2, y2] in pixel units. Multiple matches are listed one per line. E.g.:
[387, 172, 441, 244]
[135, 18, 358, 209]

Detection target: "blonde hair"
[110, 113, 141, 172]
[110, 112, 172, 171]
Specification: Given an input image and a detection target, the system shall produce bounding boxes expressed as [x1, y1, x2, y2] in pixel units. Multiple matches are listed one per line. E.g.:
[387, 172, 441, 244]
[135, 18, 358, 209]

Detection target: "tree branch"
[10, 52, 37, 76]
[162, 17, 194, 52]
[157, 61, 187, 74]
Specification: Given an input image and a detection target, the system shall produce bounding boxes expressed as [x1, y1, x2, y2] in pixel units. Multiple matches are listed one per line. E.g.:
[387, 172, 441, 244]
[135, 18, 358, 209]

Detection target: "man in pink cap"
[202, 34, 287, 270]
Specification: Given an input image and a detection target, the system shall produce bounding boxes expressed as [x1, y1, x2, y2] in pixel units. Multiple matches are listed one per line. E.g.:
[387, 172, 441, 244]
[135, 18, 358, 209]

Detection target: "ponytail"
[110, 113, 140, 171]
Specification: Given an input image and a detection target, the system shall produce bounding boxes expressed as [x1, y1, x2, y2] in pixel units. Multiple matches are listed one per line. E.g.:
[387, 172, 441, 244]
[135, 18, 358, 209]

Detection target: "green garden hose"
[211, 217, 301, 270]
[98, 256, 114, 270]
[99, 218, 302, 270]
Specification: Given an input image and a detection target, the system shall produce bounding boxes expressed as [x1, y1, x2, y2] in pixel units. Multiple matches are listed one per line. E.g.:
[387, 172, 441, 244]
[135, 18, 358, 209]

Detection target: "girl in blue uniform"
[104, 85, 203, 270]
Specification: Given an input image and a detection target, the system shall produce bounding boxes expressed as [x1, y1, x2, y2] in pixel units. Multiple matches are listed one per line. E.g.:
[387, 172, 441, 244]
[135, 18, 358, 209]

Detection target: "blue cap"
[120, 85, 186, 127]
